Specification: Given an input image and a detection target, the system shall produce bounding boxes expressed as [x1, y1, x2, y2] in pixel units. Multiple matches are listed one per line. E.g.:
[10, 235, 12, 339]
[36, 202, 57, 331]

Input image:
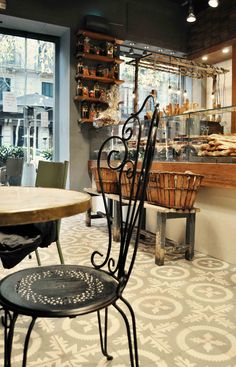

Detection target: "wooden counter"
[88, 160, 236, 189]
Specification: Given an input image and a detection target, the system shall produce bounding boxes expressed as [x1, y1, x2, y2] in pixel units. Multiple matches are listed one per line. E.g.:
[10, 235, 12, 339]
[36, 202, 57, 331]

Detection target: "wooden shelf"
[76, 52, 123, 64]
[79, 118, 94, 124]
[77, 30, 123, 45]
[75, 74, 124, 85]
[74, 96, 108, 104]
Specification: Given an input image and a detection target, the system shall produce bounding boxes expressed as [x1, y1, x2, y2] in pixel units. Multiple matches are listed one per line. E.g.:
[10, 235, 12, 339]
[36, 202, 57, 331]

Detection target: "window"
[0, 77, 11, 100]
[42, 82, 53, 97]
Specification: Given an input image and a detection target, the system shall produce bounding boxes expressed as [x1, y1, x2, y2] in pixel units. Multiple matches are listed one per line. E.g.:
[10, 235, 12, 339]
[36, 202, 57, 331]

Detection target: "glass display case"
[155, 105, 236, 164]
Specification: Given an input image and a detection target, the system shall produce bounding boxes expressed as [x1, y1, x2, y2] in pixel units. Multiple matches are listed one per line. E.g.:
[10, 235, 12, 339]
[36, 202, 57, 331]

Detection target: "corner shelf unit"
[75, 29, 124, 124]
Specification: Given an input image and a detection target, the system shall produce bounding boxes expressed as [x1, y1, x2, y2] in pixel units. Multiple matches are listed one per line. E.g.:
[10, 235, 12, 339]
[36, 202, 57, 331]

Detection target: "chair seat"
[0, 265, 119, 318]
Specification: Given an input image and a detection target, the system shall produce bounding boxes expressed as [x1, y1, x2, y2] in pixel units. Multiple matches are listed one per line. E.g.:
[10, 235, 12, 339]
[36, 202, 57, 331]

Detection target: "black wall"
[4, 0, 187, 52]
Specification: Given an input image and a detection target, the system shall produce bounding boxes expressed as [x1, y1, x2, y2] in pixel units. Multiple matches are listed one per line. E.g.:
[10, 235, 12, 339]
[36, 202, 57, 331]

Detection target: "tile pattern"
[0, 215, 236, 366]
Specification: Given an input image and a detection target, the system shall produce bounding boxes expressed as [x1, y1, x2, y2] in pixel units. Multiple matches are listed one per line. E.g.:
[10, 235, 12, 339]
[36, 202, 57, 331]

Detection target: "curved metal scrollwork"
[91, 95, 159, 286]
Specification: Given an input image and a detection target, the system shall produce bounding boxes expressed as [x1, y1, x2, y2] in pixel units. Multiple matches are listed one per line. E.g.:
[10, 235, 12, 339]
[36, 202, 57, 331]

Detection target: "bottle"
[77, 58, 83, 75]
[106, 42, 114, 57]
[83, 37, 90, 53]
[113, 63, 119, 79]
[77, 38, 84, 52]
[113, 44, 118, 58]
[81, 103, 89, 119]
[90, 104, 96, 119]
[94, 82, 100, 99]
[76, 80, 83, 96]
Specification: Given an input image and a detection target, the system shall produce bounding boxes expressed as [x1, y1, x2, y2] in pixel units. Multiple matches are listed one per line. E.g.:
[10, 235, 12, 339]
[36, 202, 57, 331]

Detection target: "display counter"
[89, 105, 236, 189]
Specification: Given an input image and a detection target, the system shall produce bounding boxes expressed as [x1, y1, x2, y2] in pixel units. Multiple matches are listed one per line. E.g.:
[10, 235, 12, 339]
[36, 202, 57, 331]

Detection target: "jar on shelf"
[89, 68, 96, 76]
[89, 89, 95, 98]
[77, 58, 84, 74]
[83, 86, 89, 97]
[81, 103, 89, 119]
[83, 66, 89, 76]
[83, 37, 91, 53]
[94, 82, 101, 98]
[76, 80, 83, 96]
[90, 104, 96, 119]
[77, 38, 84, 52]
[94, 46, 100, 55]
[113, 44, 118, 58]
[103, 68, 109, 78]
[96, 64, 103, 77]
[106, 42, 114, 57]
[113, 63, 119, 79]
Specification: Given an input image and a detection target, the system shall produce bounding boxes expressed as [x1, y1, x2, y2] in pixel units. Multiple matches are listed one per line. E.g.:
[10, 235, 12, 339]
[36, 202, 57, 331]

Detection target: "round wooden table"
[0, 186, 91, 226]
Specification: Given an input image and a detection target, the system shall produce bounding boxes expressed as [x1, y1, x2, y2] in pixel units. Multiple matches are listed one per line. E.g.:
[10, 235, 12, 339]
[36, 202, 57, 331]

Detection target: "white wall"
[206, 59, 232, 109]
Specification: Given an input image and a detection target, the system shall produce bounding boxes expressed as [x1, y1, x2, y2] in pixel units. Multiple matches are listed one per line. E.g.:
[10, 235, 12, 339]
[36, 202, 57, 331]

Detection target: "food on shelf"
[198, 134, 236, 156]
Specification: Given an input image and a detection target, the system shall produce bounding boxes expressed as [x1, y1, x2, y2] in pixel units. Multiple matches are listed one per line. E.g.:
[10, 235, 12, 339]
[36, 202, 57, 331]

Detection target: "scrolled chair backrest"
[91, 95, 159, 292]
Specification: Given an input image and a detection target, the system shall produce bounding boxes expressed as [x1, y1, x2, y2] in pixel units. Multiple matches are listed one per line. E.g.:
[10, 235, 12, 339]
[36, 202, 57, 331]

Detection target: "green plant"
[0, 145, 24, 166]
[42, 149, 53, 161]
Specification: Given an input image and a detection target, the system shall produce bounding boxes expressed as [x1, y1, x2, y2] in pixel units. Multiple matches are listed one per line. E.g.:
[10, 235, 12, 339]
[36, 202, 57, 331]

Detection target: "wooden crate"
[146, 171, 203, 209]
[91, 167, 118, 194]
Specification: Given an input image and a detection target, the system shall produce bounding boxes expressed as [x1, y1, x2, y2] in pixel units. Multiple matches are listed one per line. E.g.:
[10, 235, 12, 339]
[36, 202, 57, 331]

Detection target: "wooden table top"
[0, 186, 91, 226]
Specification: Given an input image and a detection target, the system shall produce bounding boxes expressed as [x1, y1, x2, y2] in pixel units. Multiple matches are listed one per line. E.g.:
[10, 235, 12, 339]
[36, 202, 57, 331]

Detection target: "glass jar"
[81, 103, 89, 119]
[77, 58, 83, 74]
[76, 80, 83, 96]
[94, 82, 100, 98]
[83, 37, 90, 53]
[106, 42, 114, 57]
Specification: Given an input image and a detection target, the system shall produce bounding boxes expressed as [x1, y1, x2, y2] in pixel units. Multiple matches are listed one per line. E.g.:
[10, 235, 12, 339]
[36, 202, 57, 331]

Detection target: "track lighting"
[208, 0, 219, 8]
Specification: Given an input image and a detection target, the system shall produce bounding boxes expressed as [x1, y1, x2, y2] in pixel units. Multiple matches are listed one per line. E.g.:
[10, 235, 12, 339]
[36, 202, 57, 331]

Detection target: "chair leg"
[35, 249, 41, 266]
[22, 317, 37, 367]
[97, 308, 113, 360]
[3, 310, 18, 367]
[56, 239, 65, 264]
[113, 300, 139, 367]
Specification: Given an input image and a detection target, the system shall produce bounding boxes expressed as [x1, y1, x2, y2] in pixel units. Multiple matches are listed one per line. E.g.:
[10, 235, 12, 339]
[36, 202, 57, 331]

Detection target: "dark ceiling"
[168, 0, 212, 14]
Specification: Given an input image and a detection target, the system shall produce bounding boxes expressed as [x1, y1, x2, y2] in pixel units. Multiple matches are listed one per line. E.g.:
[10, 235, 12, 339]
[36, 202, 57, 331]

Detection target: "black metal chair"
[0, 95, 159, 367]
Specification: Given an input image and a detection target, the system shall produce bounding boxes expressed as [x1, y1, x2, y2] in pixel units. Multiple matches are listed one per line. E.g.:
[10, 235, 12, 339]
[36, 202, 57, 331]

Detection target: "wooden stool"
[83, 188, 113, 228]
[144, 202, 200, 266]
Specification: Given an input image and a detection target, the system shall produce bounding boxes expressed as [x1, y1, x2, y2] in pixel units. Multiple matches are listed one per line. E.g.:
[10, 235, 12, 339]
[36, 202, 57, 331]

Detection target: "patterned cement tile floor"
[1, 214, 236, 367]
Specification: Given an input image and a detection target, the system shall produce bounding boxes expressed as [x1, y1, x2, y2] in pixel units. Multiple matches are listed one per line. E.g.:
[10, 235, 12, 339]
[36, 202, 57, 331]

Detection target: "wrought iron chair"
[0, 95, 159, 367]
[34, 160, 69, 265]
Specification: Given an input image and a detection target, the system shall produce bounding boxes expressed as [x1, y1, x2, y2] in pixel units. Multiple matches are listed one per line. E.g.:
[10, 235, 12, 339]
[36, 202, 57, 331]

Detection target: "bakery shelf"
[74, 96, 108, 104]
[75, 74, 124, 85]
[79, 118, 94, 124]
[76, 52, 123, 64]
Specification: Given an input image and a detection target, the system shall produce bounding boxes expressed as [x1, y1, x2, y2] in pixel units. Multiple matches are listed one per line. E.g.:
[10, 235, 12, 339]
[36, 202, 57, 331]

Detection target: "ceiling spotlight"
[202, 55, 208, 61]
[129, 47, 134, 55]
[129, 42, 135, 46]
[187, 8, 196, 22]
[222, 47, 229, 54]
[0, 0, 6, 9]
[208, 0, 219, 8]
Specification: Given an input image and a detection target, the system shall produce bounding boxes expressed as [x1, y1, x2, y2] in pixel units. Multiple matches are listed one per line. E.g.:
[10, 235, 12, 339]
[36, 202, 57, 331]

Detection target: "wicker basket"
[119, 170, 141, 199]
[91, 167, 118, 194]
[146, 171, 203, 209]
